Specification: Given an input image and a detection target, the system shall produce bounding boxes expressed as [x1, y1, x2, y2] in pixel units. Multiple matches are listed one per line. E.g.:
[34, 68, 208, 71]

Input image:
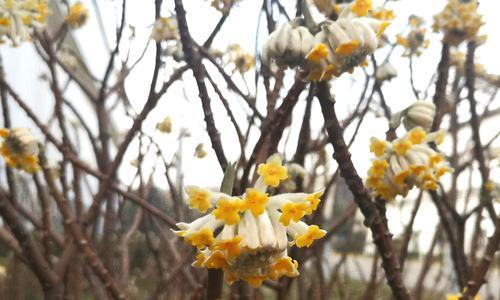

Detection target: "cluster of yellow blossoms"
[175, 154, 326, 287]
[367, 127, 452, 201]
[208, 0, 241, 14]
[225, 44, 254, 74]
[450, 51, 500, 88]
[433, 0, 483, 46]
[0, 0, 49, 46]
[396, 15, 430, 57]
[262, 0, 388, 81]
[0, 128, 40, 173]
[65, 2, 88, 29]
[151, 16, 178, 42]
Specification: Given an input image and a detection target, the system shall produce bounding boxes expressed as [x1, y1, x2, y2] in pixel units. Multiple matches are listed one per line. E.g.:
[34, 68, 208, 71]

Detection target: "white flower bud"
[262, 20, 315, 68]
[375, 63, 397, 82]
[403, 101, 436, 132]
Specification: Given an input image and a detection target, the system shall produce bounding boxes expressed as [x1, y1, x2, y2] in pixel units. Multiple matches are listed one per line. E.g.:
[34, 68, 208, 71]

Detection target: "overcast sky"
[1, 0, 499, 255]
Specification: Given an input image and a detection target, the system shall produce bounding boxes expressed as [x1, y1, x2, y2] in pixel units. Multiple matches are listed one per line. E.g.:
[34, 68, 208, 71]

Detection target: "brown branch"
[174, 0, 228, 171]
[0, 191, 63, 299]
[316, 82, 411, 300]
[40, 159, 127, 300]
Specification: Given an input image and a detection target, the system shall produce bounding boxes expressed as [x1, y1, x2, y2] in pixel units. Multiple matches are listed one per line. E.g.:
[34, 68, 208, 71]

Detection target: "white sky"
[1, 0, 499, 256]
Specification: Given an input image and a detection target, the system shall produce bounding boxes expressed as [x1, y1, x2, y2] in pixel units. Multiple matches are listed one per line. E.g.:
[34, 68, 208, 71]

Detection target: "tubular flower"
[312, 0, 341, 19]
[350, 0, 372, 17]
[194, 143, 208, 159]
[257, 154, 288, 187]
[150, 16, 178, 42]
[261, 3, 387, 81]
[65, 2, 88, 28]
[375, 62, 397, 82]
[174, 153, 326, 287]
[396, 15, 429, 57]
[370, 7, 394, 22]
[0, 128, 40, 173]
[0, 0, 50, 46]
[261, 19, 315, 68]
[156, 116, 172, 133]
[401, 101, 436, 132]
[366, 128, 453, 201]
[225, 44, 254, 74]
[209, 0, 241, 14]
[433, 0, 483, 46]
[370, 138, 389, 157]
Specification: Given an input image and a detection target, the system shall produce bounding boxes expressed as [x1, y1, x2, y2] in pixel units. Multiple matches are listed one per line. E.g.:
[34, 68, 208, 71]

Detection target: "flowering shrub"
[175, 154, 326, 286]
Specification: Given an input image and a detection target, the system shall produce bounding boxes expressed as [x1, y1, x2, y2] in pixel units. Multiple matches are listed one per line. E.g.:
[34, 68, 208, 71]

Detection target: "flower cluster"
[0, 128, 40, 173]
[432, 0, 483, 46]
[396, 15, 429, 57]
[0, 0, 49, 46]
[391, 100, 436, 132]
[65, 2, 88, 29]
[450, 51, 500, 88]
[208, 0, 241, 14]
[175, 154, 326, 287]
[262, 1, 388, 81]
[151, 16, 178, 42]
[225, 44, 254, 74]
[312, 0, 341, 19]
[367, 127, 452, 201]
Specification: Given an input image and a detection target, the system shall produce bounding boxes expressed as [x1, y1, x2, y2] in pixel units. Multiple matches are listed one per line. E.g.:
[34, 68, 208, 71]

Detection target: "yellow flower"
[212, 198, 242, 225]
[295, 225, 326, 248]
[376, 21, 390, 37]
[156, 116, 172, 133]
[435, 166, 452, 179]
[269, 256, 299, 280]
[0, 17, 10, 27]
[396, 35, 409, 48]
[241, 188, 269, 216]
[65, 2, 88, 28]
[193, 252, 205, 267]
[203, 251, 228, 269]
[370, 138, 388, 157]
[410, 165, 427, 176]
[484, 181, 495, 192]
[212, 236, 242, 258]
[245, 275, 268, 288]
[366, 176, 382, 188]
[306, 43, 329, 63]
[186, 186, 212, 213]
[408, 127, 427, 145]
[305, 190, 323, 214]
[0, 128, 40, 173]
[393, 139, 412, 156]
[371, 9, 395, 21]
[279, 202, 309, 226]
[335, 40, 360, 56]
[394, 170, 410, 185]
[368, 159, 389, 178]
[185, 227, 215, 249]
[428, 153, 444, 167]
[257, 156, 288, 187]
[351, 0, 372, 17]
[195, 143, 208, 159]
